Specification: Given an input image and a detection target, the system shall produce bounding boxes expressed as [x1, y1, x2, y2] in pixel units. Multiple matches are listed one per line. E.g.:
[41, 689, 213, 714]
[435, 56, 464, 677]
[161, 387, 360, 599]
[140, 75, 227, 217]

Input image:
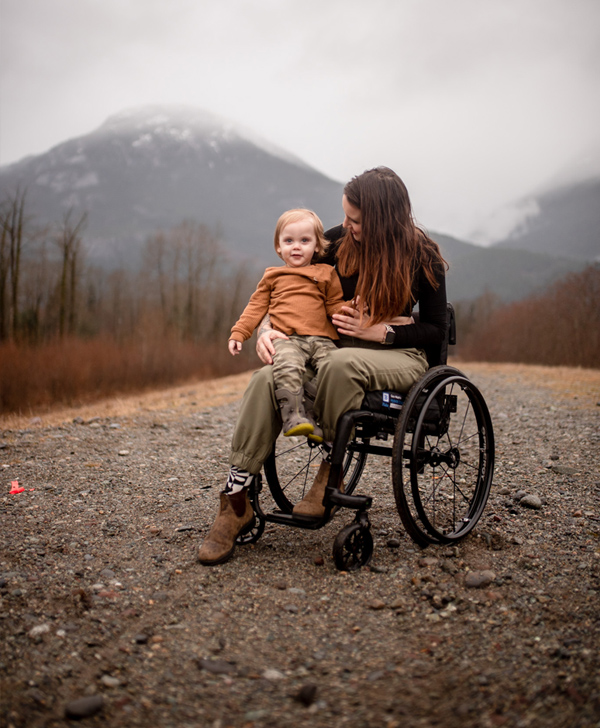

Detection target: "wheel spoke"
[265, 434, 367, 514]
[276, 445, 320, 496]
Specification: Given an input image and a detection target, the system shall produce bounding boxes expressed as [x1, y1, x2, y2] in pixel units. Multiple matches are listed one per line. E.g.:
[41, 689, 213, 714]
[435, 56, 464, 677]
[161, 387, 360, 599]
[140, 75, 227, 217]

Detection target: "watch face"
[385, 328, 395, 344]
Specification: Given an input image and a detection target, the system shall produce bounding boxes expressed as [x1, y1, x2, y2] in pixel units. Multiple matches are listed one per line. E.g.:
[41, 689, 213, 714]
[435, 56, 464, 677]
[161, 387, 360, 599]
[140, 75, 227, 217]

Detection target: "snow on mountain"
[0, 105, 344, 268]
[91, 105, 312, 171]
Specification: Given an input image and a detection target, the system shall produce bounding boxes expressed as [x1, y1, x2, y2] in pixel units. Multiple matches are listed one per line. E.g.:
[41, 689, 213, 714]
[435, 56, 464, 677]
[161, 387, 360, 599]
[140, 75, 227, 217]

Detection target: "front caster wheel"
[333, 522, 373, 571]
[235, 515, 265, 545]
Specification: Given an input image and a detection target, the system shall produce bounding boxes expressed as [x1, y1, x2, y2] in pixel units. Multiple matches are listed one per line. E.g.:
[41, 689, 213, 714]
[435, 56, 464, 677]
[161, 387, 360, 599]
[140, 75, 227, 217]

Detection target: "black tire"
[263, 435, 367, 514]
[332, 522, 374, 571]
[235, 515, 265, 545]
[392, 368, 494, 545]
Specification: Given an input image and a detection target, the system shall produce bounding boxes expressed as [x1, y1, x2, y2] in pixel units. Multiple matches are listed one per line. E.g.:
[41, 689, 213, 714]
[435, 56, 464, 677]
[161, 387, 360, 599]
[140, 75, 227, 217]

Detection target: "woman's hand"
[256, 328, 289, 365]
[332, 300, 414, 342]
[332, 305, 378, 340]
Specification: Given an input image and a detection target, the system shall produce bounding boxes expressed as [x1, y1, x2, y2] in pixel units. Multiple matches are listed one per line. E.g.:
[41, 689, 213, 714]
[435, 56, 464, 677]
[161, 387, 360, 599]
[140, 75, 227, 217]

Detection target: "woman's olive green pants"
[230, 344, 428, 474]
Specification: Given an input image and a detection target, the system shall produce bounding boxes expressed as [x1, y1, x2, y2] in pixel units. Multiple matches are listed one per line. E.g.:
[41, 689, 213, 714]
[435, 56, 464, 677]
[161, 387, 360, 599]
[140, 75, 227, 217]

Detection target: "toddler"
[229, 208, 347, 444]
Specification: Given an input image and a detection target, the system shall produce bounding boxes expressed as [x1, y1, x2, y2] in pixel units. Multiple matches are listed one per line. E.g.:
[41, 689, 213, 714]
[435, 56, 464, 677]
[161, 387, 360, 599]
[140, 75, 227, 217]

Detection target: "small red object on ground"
[9, 481, 25, 494]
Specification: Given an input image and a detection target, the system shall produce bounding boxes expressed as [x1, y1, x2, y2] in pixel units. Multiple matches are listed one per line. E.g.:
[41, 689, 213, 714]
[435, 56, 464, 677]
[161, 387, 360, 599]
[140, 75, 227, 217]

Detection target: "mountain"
[0, 105, 588, 302]
[471, 175, 600, 261]
[0, 105, 345, 268]
[431, 232, 586, 302]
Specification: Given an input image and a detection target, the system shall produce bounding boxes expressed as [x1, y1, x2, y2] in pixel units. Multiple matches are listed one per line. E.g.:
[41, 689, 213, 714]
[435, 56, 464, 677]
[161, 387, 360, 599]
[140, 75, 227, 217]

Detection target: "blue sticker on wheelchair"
[382, 392, 404, 410]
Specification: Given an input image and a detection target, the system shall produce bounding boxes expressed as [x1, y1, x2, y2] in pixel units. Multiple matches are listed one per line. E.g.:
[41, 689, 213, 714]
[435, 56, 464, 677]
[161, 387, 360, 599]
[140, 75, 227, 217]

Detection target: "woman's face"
[342, 195, 362, 241]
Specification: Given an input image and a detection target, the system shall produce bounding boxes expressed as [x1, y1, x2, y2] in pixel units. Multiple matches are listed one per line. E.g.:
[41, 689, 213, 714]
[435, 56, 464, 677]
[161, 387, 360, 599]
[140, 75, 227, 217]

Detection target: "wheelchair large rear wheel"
[392, 367, 494, 546]
[263, 435, 367, 514]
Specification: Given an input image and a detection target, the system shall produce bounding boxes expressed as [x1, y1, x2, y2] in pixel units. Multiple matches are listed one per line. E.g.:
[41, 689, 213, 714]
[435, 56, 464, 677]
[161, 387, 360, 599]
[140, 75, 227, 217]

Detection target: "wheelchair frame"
[237, 304, 495, 571]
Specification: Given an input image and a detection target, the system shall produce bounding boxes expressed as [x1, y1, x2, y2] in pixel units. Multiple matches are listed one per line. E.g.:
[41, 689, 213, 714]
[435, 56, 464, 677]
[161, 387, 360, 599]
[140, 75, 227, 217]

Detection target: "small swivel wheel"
[235, 515, 265, 545]
[236, 475, 266, 545]
[333, 519, 373, 571]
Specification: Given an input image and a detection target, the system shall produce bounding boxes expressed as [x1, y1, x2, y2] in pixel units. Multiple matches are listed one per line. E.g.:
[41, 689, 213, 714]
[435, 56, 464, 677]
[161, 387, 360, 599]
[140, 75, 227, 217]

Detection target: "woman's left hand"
[332, 303, 414, 342]
[332, 305, 378, 340]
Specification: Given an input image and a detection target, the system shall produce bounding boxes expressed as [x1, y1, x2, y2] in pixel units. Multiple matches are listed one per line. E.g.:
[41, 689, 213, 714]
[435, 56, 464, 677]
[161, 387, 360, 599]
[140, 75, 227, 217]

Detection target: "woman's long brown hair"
[336, 167, 447, 324]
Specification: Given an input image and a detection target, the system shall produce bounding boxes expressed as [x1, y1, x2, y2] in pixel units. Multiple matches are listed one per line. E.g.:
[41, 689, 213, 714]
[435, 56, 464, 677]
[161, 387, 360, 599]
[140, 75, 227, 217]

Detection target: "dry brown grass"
[0, 371, 256, 430]
[0, 336, 256, 419]
[2, 361, 599, 432]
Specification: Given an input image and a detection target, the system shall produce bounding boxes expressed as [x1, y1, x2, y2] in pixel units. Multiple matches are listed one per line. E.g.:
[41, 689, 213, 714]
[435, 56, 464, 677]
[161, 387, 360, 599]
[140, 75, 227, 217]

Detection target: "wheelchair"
[237, 304, 495, 571]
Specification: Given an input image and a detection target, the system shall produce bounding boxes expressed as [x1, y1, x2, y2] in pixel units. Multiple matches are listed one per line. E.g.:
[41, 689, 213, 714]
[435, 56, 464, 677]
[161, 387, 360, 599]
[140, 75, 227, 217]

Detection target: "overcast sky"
[1, 0, 599, 240]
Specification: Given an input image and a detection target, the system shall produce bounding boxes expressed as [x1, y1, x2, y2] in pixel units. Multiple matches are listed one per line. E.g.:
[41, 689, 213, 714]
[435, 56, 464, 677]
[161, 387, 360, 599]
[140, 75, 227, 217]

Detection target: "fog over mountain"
[492, 178, 600, 261]
[0, 105, 588, 302]
[471, 147, 600, 262]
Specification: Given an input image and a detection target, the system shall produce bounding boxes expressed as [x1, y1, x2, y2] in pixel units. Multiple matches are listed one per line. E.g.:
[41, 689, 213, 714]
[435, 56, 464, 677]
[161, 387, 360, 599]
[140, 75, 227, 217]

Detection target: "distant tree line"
[456, 265, 600, 369]
[0, 188, 256, 346]
[0, 189, 258, 413]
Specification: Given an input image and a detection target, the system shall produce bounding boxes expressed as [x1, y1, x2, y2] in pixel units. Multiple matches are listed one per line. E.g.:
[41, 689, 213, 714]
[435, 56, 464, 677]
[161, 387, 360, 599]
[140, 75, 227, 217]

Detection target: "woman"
[198, 166, 448, 565]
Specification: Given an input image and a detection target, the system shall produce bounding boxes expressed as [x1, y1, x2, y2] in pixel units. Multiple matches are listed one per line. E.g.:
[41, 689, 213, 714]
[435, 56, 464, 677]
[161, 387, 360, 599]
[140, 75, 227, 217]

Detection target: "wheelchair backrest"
[414, 302, 456, 368]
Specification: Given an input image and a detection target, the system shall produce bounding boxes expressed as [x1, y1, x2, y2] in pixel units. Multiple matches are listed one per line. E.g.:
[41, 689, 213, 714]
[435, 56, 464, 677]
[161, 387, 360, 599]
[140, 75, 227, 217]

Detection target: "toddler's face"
[276, 219, 319, 268]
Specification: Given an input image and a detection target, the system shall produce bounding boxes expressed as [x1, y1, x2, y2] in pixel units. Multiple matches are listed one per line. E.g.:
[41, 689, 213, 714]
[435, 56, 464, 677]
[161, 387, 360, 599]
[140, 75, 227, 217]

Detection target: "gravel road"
[1, 363, 599, 728]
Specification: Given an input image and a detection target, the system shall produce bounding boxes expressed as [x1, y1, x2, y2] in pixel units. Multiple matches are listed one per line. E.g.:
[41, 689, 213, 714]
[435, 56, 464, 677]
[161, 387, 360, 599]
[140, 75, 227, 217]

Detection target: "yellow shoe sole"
[284, 423, 314, 437]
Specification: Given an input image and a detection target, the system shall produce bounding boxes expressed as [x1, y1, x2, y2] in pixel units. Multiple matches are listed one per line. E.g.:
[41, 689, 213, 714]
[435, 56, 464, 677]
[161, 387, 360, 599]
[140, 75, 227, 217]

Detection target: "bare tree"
[141, 221, 225, 340]
[54, 210, 87, 338]
[19, 238, 52, 342]
[0, 187, 29, 341]
[178, 221, 221, 340]
[142, 231, 169, 332]
[0, 210, 8, 341]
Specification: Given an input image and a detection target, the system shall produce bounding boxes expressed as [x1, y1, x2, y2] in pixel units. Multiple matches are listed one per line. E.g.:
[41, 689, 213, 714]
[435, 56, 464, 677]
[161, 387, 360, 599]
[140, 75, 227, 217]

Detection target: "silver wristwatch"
[382, 324, 395, 345]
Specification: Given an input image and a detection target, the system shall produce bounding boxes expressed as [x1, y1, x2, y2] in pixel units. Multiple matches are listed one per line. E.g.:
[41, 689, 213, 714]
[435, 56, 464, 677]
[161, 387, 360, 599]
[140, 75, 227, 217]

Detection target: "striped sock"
[224, 466, 254, 494]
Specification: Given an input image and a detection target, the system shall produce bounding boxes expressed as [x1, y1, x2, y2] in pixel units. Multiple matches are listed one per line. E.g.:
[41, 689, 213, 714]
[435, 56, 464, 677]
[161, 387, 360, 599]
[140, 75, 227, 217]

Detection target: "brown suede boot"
[275, 387, 314, 438]
[198, 490, 254, 565]
[292, 461, 344, 518]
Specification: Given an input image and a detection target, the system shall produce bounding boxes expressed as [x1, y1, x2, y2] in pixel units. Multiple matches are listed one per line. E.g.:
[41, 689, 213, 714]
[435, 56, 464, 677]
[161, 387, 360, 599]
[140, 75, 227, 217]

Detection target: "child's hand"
[228, 339, 242, 356]
[350, 295, 366, 313]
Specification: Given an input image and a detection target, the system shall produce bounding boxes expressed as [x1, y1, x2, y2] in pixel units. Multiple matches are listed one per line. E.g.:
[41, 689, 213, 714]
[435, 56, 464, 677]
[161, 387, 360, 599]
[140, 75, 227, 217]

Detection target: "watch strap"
[382, 324, 395, 345]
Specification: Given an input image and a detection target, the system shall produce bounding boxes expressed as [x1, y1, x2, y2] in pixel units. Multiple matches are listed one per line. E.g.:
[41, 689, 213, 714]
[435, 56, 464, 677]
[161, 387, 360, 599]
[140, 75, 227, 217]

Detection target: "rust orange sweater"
[230, 264, 347, 342]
